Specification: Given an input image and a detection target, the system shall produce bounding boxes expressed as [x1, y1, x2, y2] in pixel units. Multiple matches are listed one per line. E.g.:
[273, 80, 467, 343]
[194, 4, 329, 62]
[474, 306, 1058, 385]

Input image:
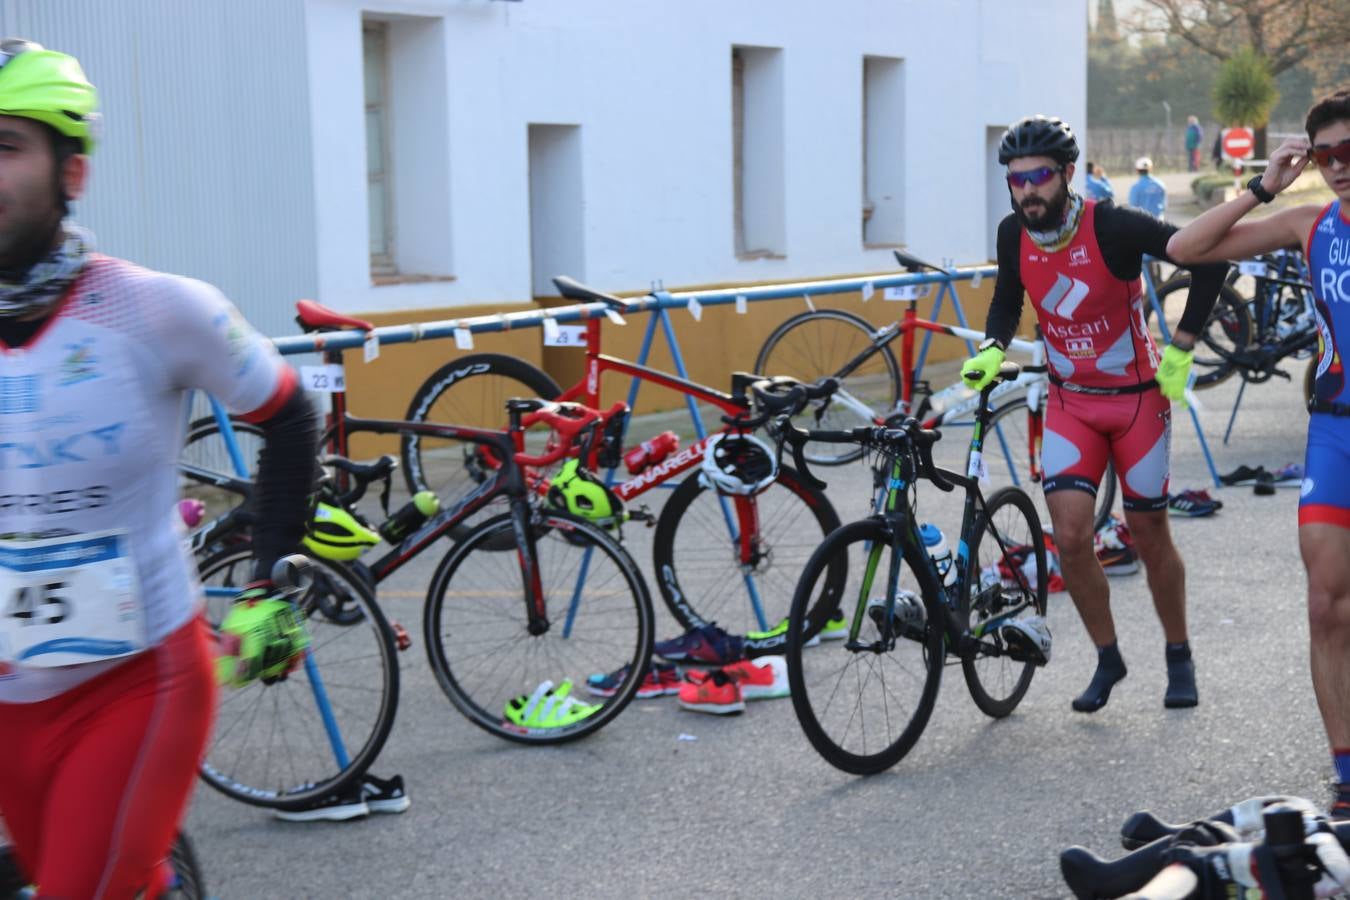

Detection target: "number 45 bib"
[0, 531, 146, 667]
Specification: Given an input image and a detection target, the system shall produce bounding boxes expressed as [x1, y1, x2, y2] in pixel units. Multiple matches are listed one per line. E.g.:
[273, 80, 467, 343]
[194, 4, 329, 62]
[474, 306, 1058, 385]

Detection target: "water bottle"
[379, 491, 440, 543]
[919, 522, 958, 587]
[623, 431, 679, 474]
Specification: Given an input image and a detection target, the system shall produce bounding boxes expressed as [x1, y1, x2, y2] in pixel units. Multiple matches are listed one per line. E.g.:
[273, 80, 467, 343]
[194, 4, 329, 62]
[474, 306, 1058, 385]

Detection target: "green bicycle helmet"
[302, 501, 381, 561]
[546, 459, 625, 527]
[0, 38, 99, 152]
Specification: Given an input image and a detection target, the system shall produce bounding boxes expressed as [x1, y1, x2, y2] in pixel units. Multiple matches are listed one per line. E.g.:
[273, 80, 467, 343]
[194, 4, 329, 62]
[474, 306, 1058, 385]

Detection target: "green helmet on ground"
[0, 38, 99, 152]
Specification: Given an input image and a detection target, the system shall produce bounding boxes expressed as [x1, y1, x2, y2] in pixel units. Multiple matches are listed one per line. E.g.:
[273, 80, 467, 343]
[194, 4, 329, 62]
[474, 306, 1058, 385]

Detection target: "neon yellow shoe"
[745, 617, 819, 654]
[503, 679, 600, 730]
[820, 612, 848, 641]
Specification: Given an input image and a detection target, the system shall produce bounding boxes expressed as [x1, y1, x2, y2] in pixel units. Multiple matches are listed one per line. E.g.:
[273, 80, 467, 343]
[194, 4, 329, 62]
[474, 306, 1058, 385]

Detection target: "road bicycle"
[183, 397, 655, 751]
[1061, 794, 1350, 898]
[753, 249, 1116, 531]
[397, 282, 844, 638]
[745, 369, 1050, 775]
[1146, 248, 1316, 394]
[0, 831, 204, 899]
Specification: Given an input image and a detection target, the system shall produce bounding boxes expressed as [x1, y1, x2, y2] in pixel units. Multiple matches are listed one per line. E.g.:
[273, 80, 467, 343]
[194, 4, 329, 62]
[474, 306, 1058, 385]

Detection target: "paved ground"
[187, 355, 1330, 899]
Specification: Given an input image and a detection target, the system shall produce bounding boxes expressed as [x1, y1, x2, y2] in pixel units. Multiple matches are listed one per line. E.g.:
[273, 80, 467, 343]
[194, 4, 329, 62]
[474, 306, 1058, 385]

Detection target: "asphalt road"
[186, 356, 1330, 899]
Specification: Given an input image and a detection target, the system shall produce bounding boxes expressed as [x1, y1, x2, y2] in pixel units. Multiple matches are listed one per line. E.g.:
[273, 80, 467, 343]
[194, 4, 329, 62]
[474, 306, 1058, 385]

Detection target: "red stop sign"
[1222, 127, 1255, 159]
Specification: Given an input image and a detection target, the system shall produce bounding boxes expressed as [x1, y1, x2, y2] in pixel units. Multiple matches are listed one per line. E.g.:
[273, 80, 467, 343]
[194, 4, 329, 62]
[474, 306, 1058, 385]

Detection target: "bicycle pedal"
[392, 621, 412, 651]
[629, 506, 656, 527]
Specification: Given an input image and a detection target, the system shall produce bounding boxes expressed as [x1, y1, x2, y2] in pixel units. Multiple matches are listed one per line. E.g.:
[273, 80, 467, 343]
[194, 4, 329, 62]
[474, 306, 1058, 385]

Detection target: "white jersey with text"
[0, 254, 290, 702]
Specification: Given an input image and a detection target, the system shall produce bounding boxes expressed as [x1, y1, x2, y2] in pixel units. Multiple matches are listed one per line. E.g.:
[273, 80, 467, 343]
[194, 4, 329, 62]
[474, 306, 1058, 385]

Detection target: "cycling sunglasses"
[1006, 166, 1063, 188]
[1311, 138, 1350, 168]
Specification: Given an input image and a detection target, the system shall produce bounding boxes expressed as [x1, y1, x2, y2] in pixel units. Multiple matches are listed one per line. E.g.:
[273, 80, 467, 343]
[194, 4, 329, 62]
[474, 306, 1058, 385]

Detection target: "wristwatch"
[978, 338, 1006, 353]
[1247, 175, 1275, 204]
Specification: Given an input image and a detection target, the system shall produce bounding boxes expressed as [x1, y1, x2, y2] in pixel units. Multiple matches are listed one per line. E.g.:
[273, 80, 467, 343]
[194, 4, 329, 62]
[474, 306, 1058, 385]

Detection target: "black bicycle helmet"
[998, 115, 1079, 165]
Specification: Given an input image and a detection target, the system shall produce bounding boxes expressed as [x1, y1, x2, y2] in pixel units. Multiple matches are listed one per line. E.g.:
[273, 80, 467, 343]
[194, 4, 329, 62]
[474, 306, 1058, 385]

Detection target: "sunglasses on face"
[1311, 138, 1350, 168]
[1006, 166, 1062, 188]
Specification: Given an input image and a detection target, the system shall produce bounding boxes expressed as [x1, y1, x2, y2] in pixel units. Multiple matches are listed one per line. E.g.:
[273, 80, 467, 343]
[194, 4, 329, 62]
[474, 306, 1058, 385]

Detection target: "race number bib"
[0, 531, 145, 667]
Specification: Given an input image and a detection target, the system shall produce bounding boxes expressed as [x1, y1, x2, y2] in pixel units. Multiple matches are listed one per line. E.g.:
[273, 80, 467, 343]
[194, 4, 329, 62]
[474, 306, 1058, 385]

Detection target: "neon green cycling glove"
[961, 345, 1006, 392]
[1156, 343, 1194, 404]
[216, 584, 311, 688]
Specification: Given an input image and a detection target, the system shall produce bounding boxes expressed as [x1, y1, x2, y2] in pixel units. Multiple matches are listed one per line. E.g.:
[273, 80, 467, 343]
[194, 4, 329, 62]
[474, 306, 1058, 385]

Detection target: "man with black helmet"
[962, 115, 1226, 713]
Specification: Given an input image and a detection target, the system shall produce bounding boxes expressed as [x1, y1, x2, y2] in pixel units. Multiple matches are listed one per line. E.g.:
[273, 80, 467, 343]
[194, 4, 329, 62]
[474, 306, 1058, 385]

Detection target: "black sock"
[1164, 641, 1198, 708]
[1072, 641, 1127, 713]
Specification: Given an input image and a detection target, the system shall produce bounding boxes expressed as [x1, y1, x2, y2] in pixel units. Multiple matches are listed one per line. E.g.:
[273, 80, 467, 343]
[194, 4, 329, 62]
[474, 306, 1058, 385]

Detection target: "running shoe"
[1219, 464, 1268, 486]
[1178, 488, 1223, 510]
[719, 656, 790, 701]
[745, 617, 819, 657]
[503, 679, 600, 729]
[585, 663, 681, 699]
[361, 773, 411, 814]
[677, 669, 745, 715]
[1168, 491, 1219, 517]
[985, 543, 1065, 593]
[654, 623, 744, 665]
[1095, 516, 1140, 576]
[1253, 471, 1277, 496]
[820, 611, 848, 640]
[1273, 462, 1305, 484]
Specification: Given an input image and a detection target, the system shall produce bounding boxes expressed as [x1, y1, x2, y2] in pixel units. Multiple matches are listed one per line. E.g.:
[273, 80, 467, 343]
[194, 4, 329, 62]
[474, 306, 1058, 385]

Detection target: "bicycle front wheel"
[961, 486, 1048, 718]
[424, 510, 654, 745]
[974, 397, 1115, 532]
[652, 465, 844, 637]
[754, 309, 898, 465]
[168, 832, 206, 900]
[401, 352, 562, 533]
[1144, 277, 1251, 388]
[786, 520, 943, 775]
[197, 548, 399, 810]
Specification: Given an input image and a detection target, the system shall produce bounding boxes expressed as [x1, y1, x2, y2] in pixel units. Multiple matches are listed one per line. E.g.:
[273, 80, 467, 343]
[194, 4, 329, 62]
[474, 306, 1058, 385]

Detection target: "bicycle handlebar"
[1061, 796, 1350, 900]
[514, 399, 629, 467]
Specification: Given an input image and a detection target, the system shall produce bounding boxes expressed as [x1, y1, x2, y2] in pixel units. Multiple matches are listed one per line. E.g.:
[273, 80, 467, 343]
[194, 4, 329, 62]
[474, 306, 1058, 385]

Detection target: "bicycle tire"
[168, 832, 206, 900]
[961, 486, 1048, 718]
[196, 547, 399, 810]
[401, 352, 562, 536]
[785, 519, 943, 775]
[651, 464, 844, 637]
[1143, 277, 1251, 388]
[754, 308, 899, 465]
[180, 416, 265, 523]
[973, 397, 1116, 532]
[423, 509, 654, 745]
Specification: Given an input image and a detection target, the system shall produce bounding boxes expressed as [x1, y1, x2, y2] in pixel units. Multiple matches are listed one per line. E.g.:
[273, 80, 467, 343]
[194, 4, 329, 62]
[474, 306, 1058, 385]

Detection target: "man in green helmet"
[0, 37, 390, 898]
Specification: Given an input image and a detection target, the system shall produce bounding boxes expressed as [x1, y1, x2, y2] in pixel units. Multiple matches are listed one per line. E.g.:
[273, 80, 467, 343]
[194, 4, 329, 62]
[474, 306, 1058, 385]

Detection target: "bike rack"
[1141, 259, 1221, 488]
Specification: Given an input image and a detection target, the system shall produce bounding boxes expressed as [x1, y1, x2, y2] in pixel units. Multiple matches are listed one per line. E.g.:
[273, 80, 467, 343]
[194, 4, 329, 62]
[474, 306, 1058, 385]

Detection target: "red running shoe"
[719, 656, 789, 700]
[1094, 516, 1140, 576]
[677, 669, 745, 714]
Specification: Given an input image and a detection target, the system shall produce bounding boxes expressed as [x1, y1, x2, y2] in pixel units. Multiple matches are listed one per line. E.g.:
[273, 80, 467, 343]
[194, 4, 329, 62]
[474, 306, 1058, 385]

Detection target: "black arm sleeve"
[249, 385, 321, 582]
[1093, 202, 1228, 338]
[985, 214, 1026, 347]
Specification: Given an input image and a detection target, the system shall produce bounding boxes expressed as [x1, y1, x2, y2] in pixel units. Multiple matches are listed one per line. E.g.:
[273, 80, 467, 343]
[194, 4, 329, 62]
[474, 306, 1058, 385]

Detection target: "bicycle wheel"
[961, 486, 1048, 718]
[651, 464, 844, 637]
[786, 519, 943, 774]
[179, 416, 264, 516]
[1143, 277, 1251, 388]
[196, 548, 399, 810]
[401, 352, 562, 532]
[168, 832, 206, 900]
[754, 309, 898, 465]
[424, 509, 653, 744]
[968, 397, 1115, 532]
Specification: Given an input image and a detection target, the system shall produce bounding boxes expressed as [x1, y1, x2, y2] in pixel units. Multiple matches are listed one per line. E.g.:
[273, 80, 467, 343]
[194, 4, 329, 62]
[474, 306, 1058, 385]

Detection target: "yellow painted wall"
[341, 274, 997, 453]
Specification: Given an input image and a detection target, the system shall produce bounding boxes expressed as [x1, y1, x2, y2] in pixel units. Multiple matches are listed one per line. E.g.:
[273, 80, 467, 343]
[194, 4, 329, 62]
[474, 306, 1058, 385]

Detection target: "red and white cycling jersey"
[0, 254, 292, 702]
[1021, 201, 1160, 390]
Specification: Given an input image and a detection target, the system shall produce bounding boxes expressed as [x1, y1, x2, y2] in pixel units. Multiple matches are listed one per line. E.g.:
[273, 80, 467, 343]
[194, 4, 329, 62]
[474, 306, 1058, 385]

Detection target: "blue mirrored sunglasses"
[1006, 166, 1062, 188]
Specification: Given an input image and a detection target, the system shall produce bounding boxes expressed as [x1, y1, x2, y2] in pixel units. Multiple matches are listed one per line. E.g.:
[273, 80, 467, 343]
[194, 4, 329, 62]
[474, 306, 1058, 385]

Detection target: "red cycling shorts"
[1041, 384, 1171, 512]
[0, 616, 216, 899]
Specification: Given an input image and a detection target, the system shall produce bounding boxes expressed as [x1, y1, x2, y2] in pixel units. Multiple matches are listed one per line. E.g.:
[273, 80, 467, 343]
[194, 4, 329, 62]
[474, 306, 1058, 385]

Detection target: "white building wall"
[0, 0, 319, 339]
[1, 1, 1085, 323]
[307, 0, 1086, 315]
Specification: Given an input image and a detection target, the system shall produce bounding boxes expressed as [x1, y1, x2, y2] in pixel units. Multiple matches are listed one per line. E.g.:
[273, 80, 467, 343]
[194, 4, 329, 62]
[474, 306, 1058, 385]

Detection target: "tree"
[1126, 0, 1350, 155]
[1213, 47, 1279, 133]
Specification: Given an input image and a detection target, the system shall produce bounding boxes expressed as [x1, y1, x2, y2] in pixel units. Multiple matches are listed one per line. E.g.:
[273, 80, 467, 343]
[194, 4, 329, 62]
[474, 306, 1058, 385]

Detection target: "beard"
[1013, 180, 1071, 231]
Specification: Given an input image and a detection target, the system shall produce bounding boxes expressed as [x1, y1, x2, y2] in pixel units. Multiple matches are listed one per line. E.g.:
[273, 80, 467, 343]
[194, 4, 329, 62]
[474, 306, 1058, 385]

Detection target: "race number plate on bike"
[0, 531, 146, 667]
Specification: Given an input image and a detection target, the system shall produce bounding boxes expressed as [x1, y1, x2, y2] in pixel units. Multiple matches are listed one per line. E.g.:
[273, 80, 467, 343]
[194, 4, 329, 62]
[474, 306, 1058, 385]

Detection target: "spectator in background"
[1185, 115, 1204, 171]
[1129, 157, 1167, 218]
[1085, 161, 1115, 202]
[1212, 131, 1224, 171]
